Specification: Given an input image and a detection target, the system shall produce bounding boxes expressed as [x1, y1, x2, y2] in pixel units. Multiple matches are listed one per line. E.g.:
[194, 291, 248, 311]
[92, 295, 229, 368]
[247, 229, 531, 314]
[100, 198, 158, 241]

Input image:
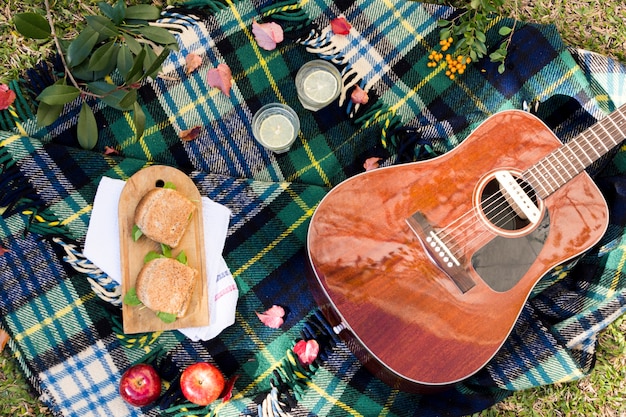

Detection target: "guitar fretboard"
[524, 103, 626, 199]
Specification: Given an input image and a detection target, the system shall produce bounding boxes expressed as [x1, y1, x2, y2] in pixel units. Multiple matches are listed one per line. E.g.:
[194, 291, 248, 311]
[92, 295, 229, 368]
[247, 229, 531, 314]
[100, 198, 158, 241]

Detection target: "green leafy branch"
[13, 0, 179, 149]
[436, 0, 516, 74]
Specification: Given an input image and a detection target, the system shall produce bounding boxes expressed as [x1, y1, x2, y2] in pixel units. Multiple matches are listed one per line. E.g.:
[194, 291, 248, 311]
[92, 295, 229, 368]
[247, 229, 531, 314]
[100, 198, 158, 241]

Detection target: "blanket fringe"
[169, 0, 231, 13]
[52, 237, 122, 305]
[259, 0, 311, 34]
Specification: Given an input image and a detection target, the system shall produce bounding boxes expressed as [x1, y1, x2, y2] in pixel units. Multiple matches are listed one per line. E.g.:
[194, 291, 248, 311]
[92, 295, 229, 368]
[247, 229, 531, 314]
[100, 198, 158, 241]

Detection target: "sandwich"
[133, 185, 196, 248]
[133, 256, 198, 321]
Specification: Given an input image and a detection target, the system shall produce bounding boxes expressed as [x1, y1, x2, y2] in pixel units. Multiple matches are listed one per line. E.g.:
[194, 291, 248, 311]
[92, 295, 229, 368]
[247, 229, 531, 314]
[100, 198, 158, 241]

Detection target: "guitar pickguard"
[472, 210, 551, 292]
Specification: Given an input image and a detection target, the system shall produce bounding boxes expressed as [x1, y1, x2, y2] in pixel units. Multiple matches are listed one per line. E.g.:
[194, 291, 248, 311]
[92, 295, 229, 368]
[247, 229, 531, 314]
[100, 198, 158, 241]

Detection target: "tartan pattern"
[1, 0, 626, 416]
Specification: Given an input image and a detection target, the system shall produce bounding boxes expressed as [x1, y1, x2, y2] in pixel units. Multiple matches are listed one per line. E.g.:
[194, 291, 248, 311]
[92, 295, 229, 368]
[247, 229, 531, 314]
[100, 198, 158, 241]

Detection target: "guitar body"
[306, 110, 609, 392]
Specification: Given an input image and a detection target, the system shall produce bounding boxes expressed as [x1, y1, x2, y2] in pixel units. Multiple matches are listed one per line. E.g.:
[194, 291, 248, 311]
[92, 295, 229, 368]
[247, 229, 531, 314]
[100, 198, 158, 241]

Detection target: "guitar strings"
[433, 110, 626, 260]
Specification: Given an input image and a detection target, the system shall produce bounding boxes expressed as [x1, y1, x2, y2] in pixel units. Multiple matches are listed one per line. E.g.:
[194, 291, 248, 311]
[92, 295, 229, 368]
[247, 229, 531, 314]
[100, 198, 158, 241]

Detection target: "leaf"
[37, 84, 81, 105]
[144, 46, 171, 79]
[207, 63, 233, 97]
[125, 48, 147, 84]
[77, 102, 98, 150]
[133, 101, 146, 141]
[293, 339, 319, 366]
[136, 26, 178, 47]
[36, 101, 64, 127]
[117, 89, 138, 110]
[156, 311, 177, 323]
[125, 5, 162, 21]
[88, 41, 118, 72]
[499, 26, 513, 36]
[87, 80, 118, 96]
[117, 44, 134, 78]
[131, 224, 143, 241]
[14, 13, 51, 39]
[163, 181, 176, 190]
[489, 51, 504, 60]
[97, 88, 136, 111]
[123, 287, 142, 306]
[256, 305, 285, 329]
[144, 251, 164, 263]
[251, 20, 284, 51]
[179, 126, 202, 142]
[161, 243, 172, 258]
[85, 15, 120, 38]
[66, 26, 100, 67]
[98, 1, 122, 25]
[123, 34, 143, 55]
[176, 250, 187, 265]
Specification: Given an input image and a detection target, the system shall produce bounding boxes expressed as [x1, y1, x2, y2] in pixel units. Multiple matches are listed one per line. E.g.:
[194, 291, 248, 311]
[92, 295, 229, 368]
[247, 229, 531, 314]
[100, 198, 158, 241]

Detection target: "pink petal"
[256, 305, 285, 328]
[294, 340, 319, 366]
[256, 311, 284, 328]
[185, 53, 203, 74]
[103, 146, 119, 155]
[207, 63, 233, 96]
[221, 375, 239, 403]
[350, 86, 369, 105]
[179, 126, 202, 142]
[0, 84, 16, 111]
[363, 157, 382, 171]
[330, 17, 351, 35]
[263, 305, 285, 317]
[252, 20, 284, 51]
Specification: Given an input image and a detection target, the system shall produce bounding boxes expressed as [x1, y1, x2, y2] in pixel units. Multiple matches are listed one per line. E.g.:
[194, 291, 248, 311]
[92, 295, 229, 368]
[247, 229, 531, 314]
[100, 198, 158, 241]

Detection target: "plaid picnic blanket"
[1, 0, 626, 416]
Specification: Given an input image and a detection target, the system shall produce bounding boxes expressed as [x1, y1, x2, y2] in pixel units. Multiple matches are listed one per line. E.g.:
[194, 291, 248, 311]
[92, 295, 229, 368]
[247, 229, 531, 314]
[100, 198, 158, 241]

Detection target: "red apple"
[180, 362, 225, 406]
[119, 363, 162, 407]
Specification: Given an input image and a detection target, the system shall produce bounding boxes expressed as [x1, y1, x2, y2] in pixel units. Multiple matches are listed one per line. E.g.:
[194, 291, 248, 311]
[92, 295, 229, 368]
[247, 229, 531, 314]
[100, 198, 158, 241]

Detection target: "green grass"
[1, 1, 625, 416]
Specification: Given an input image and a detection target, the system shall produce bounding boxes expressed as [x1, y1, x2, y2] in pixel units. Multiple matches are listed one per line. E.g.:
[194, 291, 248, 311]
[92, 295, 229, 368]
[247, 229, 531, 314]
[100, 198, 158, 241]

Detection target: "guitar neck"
[524, 103, 626, 199]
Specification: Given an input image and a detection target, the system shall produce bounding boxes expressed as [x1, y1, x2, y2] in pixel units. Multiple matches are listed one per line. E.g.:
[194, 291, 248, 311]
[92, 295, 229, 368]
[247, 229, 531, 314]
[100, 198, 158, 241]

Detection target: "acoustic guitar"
[306, 104, 626, 392]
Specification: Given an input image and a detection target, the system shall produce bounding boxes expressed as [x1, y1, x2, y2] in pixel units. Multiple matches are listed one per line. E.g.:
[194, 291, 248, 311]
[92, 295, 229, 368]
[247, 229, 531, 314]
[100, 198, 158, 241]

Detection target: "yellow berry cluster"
[426, 37, 472, 80]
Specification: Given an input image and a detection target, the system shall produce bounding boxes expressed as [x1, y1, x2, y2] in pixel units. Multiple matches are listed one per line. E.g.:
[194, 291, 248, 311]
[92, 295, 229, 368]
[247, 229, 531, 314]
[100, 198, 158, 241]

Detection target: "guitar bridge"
[406, 212, 476, 293]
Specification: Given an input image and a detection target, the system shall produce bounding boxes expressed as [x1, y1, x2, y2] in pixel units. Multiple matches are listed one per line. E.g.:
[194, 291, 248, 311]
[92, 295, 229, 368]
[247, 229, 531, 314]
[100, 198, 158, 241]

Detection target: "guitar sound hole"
[480, 177, 537, 232]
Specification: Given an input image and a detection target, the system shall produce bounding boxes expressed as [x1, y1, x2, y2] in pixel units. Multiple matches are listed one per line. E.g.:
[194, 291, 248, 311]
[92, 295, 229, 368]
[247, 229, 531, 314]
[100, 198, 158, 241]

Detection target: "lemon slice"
[302, 70, 338, 104]
[258, 114, 295, 148]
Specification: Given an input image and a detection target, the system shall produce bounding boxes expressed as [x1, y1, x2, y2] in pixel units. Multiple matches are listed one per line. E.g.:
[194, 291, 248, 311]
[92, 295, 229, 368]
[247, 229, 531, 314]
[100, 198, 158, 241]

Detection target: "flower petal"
[179, 126, 202, 142]
[363, 157, 382, 171]
[256, 305, 285, 328]
[294, 339, 319, 366]
[252, 20, 284, 51]
[221, 375, 239, 403]
[0, 84, 17, 111]
[256, 311, 284, 328]
[350, 86, 369, 105]
[330, 17, 351, 35]
[207, 63, 233, 96]
[185, 53, 203, 75]
[103, 146, 120, 155]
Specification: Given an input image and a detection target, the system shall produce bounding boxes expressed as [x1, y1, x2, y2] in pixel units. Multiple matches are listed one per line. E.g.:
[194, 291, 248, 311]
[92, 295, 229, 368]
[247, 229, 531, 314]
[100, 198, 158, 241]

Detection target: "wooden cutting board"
[119, 165, 209, 334]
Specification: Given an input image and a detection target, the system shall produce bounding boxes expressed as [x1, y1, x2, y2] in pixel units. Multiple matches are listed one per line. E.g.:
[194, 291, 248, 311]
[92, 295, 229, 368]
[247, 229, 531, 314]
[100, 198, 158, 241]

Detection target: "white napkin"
[84, 176, 238, 341]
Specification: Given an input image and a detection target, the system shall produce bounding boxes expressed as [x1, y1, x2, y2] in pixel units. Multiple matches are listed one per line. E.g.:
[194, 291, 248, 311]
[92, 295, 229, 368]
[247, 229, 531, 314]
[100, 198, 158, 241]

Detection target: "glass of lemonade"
[252, 103, 300, 153]
[295, 60, 342, 111]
